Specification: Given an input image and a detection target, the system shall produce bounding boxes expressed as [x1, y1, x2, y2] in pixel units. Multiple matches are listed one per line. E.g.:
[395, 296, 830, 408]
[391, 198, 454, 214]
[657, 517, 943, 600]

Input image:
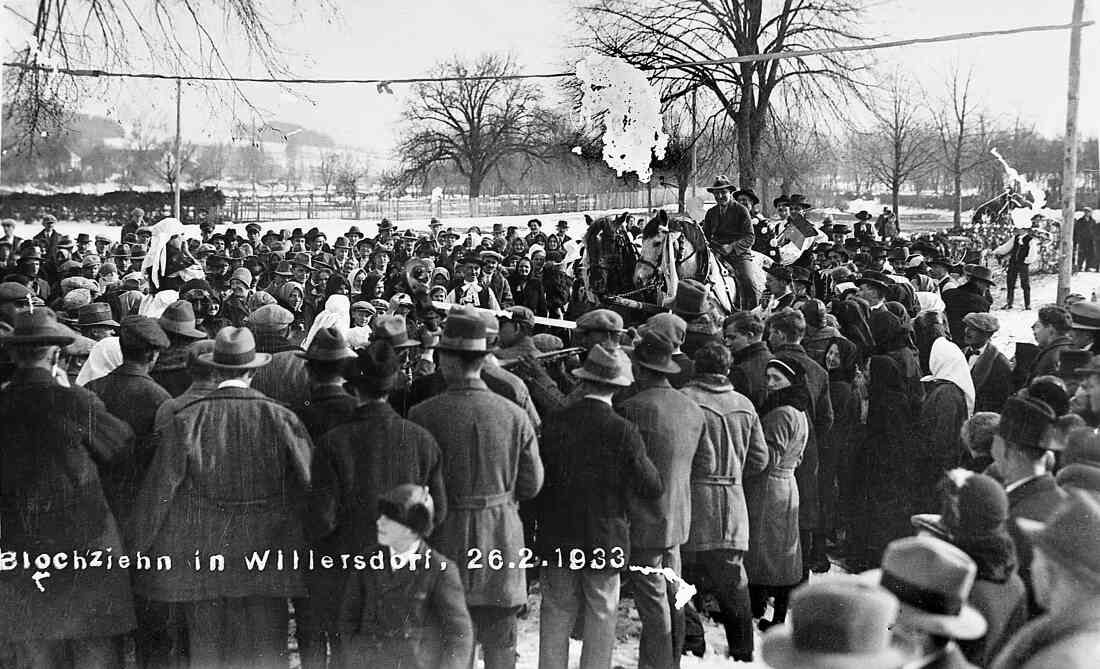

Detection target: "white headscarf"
[302, 294, 351, 350]
[140, 217, 187, 289]
[922, 337, 976, 415]
[76, 336, 122, 386]
[139, 289, 179, 319]
[916, 291, 945, 314]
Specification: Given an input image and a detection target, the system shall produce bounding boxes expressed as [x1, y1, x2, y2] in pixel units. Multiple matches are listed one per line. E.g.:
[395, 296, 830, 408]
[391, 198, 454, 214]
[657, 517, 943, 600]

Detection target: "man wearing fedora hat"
[75, 301, 120, 341]
[703, 175, 759, 309]
[943, 265, 994, 344]
[129, 326, 312, 669]
[761, 577, 915, 669]
[865, 536, 987, 668]
[0, 309, 138, 667]
[672, 279, 720, 358]
[993, 492, 1100, 669]
[293, 327, 358, 439]
[537, 345, 663, 669]
[618, 324, 714, 669]
[962, 312, 1014, 413]
[408, 307, 543, 669]
[149, 300, 210, 397]
[307, 342, 447, 668]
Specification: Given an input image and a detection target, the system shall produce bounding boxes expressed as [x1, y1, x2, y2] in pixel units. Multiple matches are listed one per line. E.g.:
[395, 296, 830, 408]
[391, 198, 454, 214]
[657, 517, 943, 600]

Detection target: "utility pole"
[691, 88, 698, 199]
[1057, 0, 1084, 304]
[173, 78, 182, 219]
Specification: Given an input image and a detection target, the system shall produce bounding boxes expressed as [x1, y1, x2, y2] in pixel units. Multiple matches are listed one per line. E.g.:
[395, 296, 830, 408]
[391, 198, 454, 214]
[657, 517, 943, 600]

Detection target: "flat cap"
[248, 304, 294, 331]
[0, 282, 33, 303]
[118, 314, 170, 350]
[504, 305, 535, 328]
[575, 308, 625, 333]
[962, 312, 1000, 334]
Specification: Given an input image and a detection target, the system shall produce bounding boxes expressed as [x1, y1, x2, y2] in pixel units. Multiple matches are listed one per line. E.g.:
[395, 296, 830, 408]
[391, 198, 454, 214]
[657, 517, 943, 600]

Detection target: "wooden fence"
[225, 189, 680, 224]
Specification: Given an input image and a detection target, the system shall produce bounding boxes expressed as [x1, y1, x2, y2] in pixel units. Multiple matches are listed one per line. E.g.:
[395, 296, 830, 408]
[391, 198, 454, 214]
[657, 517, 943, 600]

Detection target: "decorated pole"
[1057, 0, 1084, 304]
[173, 78, 182, 219]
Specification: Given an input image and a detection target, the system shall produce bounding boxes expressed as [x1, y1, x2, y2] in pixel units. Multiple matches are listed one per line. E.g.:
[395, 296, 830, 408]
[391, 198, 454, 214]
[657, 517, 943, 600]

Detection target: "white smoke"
[576, 55, 668, 183]
[990, 148, 1058, 228]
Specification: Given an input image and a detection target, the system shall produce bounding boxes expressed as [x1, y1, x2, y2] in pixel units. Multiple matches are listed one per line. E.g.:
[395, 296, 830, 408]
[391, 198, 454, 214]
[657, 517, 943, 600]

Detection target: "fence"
[225, 189, 680, 224]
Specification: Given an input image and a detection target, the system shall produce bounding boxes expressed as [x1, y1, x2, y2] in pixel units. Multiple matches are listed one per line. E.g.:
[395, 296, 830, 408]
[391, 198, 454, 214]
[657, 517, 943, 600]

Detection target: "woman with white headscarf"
[910, 336, 976, 515]
[302, 294, 351, 350]
[76, 336, 123, 386]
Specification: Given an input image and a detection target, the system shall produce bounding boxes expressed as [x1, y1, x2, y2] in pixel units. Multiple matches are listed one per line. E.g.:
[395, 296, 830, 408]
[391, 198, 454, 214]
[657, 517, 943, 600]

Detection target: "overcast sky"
[4, 0, 1098, 163]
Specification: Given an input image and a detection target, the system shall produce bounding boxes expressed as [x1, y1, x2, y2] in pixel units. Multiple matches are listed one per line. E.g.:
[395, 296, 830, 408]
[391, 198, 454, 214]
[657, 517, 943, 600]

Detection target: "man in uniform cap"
[408, 308, 543, 669]
[962, 312, 1013, 413]
[0, 309, 137, 666]
[129, 326, 312, 669]
[618, 325, 715, 669]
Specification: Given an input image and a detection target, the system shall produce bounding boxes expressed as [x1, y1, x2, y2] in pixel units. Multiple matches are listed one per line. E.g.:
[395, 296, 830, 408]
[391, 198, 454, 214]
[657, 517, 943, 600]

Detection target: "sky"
[2, 0, 1098, 165]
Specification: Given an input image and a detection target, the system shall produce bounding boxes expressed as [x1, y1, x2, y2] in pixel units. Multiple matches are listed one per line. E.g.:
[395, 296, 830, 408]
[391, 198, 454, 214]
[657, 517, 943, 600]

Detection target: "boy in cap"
[496, 305, 538, 360]
[338, 484, 472, 669]
[962, 312, 1013, 413]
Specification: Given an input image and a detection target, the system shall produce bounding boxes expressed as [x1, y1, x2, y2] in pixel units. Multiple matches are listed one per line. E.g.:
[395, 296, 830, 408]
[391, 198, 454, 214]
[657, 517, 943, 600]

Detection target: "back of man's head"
[723, 311, 763, 340]
[767, 308, 806, 345]
[1038, 305, 1072, 334]
[694, 342, 732, 376]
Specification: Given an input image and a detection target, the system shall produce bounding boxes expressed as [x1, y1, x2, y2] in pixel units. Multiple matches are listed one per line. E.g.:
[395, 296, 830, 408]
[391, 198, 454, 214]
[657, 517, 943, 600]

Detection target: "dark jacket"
[294, 382, 358, 440]
[913, 380, 969, 511]
[943, 282, 993, 344]
[681, 376, 768, 552]
[537, 398, 662, 561]
[1006, 474, 1067, 612]
[1026, 334, 1074, 386]
[85, 361, 172, 524]
[150, 342, 196, 397]
[0, 368, 137, 641]
[129, 386, 313, 601]
[991, 593, 1100, 669]
[970, 343, 1014, 413]
[409, 378, 543, 607]
[339, 542, 473, 669]
[617, 378, 716, 550]
[730, 341, 771, 411]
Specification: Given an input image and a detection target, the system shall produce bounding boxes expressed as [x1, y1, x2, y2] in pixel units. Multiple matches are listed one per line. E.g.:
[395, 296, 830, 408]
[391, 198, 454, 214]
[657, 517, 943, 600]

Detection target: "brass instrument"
[499, 347, 584, 369]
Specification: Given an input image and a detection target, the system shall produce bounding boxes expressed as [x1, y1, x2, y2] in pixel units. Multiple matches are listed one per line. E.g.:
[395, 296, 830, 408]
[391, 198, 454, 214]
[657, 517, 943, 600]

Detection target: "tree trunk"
[953, 172, 963, 227]
[678, 180, 688, 213]
[892, 185, 901, 231]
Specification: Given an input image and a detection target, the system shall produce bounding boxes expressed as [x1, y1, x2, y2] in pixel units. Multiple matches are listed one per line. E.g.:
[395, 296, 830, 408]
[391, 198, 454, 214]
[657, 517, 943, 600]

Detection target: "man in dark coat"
[702, 176, 759, 309]
[767, 307, 834, 574]
[408, 308, 543, 669]
[991, 396, 1065, 615]
[149, 300, 210, 397]
[249, 304, 311, 406]
[725, 311, 770, 411]
[307, 342, 447, 669]
[618, 325, 715, 669]
[0, 310, 137, 667]
[943, 265, 995, 345]
[963, 313, 1013, 413]
[1073, 207, 1095, 271]
[994, 221, 1039, 310]
[681, 343, 768, 662]
[293, 327, 358, 439]
[1026, 305, 1075, 386]
[537, 345, 663, 669]
[129, 326, 313, 669]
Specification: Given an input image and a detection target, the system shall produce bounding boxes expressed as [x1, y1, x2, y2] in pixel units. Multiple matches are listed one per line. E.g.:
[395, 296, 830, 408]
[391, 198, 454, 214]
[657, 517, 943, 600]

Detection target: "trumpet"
[498, 347, 585, 369]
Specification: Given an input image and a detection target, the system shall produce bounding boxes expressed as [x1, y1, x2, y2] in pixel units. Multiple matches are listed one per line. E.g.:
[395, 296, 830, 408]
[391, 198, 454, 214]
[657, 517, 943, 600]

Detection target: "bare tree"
[3, 0, 330, 155]
[191, 143, 230, 188]
[395, 53, 550, 210]
[155, 141, 197, 191]
[932, 67, 994, 226]
[334, 154, 370, 199]
[315, 152, 341, 195]
[864, 75, 936, 216]
[758, 109, 833, 205]
[579, 0, 870, 190]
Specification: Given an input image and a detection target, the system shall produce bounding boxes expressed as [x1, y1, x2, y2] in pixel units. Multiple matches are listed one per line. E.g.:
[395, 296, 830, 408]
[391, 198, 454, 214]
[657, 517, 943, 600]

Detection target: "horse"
[633, 209, 765, 315]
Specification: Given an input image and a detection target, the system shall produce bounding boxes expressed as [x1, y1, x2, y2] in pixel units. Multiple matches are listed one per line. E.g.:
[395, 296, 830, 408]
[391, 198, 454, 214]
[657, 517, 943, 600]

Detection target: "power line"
[2, 20, 1093, 86]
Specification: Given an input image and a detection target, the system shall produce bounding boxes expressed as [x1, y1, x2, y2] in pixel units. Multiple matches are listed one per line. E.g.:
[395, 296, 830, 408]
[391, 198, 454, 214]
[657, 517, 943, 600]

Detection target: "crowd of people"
[3, 184, 1100, 669]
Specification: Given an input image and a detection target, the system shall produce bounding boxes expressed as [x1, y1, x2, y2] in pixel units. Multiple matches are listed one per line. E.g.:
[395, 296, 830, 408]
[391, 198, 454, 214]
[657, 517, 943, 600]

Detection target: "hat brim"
[295, 349, 357, 361]
[705, 185, 734, 193]
[862, 570, 988, 640]
[855, 278, 889, 292]
[3, 333, 76, 346]
[161, 323, 207, 339]
[761, 627, 914, 669]
[572, 367, 633, 388]
[635, 357, 682, 375]
[436, 338, 491, 354]
[197, 351, 272, 369]
[910, 513, 950, 539]
[965, 273, 995, 285]
[79, 319, 120, 328]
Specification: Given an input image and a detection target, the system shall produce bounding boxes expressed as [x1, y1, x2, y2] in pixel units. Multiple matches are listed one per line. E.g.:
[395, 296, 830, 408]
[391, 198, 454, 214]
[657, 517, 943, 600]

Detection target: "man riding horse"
[702, 176, 761, 309]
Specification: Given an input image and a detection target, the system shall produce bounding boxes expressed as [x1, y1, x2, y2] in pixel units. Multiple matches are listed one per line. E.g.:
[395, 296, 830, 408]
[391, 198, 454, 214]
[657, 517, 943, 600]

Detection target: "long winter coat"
[294, 382, 358, 440]
[681, 376, 768, 552]
[309, 400, 446, 628]
[745, 404, 808, 586]
[128, 386, 313, 601]
[0, 368, 137, 641]
[962, 570, 1029, 666]
[617, 378, 716, 551]
[912, 380, 969, 513]
[1006, 474, 1067, 612]
[971, 343, 1014, 413]
[771, 343, 833, 531]
[338, 542, 473, 669]
[943, 282, 992, 344]
[409, 379, 543, 608]
[729, 341, 771, 411]
[1026, 334, 1075, 386]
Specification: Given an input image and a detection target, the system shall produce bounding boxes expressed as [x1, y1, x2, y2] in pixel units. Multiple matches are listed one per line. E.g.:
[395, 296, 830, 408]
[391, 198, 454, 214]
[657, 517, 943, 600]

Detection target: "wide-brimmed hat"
[773, 196, 789, 209]
[297, 327, 356, 361]
[671, 279, 710, 317]
[787, 194, 813, 210]
[705, 175, 735, 193]
[761, 578, 914, 669]
[290, 252, 313, 269]
[373, 315, 420, 349]
[1018, 490, 1100, 589]
[575, 308, 625, 334]
[853, 210, 873, 221]
[479, 249, 504, 262]
[198, 326, 272, 369]
[437, 307, 491, 353]
[864, 535, 987, 640]
[3, 309, 76, 346]
[77, 303, 120, 328]
[158, 300, 207, 339]
[855, 271, 891, 293]
[963, 264, 994, 285]
[632, 327, 681, 375]
[731, 187, 760, 205]
[1070, 301, 1100, 331]
[572, 344, 634, 388]
[962, 312, 999, 334]
[17, 247, 43, 261]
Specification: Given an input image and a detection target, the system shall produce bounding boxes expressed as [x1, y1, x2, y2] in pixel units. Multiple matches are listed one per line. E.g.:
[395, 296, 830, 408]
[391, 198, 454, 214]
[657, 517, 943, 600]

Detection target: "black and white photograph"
[1, 0, 1099, 667]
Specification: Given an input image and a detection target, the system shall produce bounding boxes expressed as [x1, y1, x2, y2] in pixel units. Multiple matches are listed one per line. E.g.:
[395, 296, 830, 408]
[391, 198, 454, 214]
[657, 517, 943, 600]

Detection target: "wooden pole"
[1057, 0, 1084, 304]
[691, 88, 698, 198]
[173, 78, 182, 219]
